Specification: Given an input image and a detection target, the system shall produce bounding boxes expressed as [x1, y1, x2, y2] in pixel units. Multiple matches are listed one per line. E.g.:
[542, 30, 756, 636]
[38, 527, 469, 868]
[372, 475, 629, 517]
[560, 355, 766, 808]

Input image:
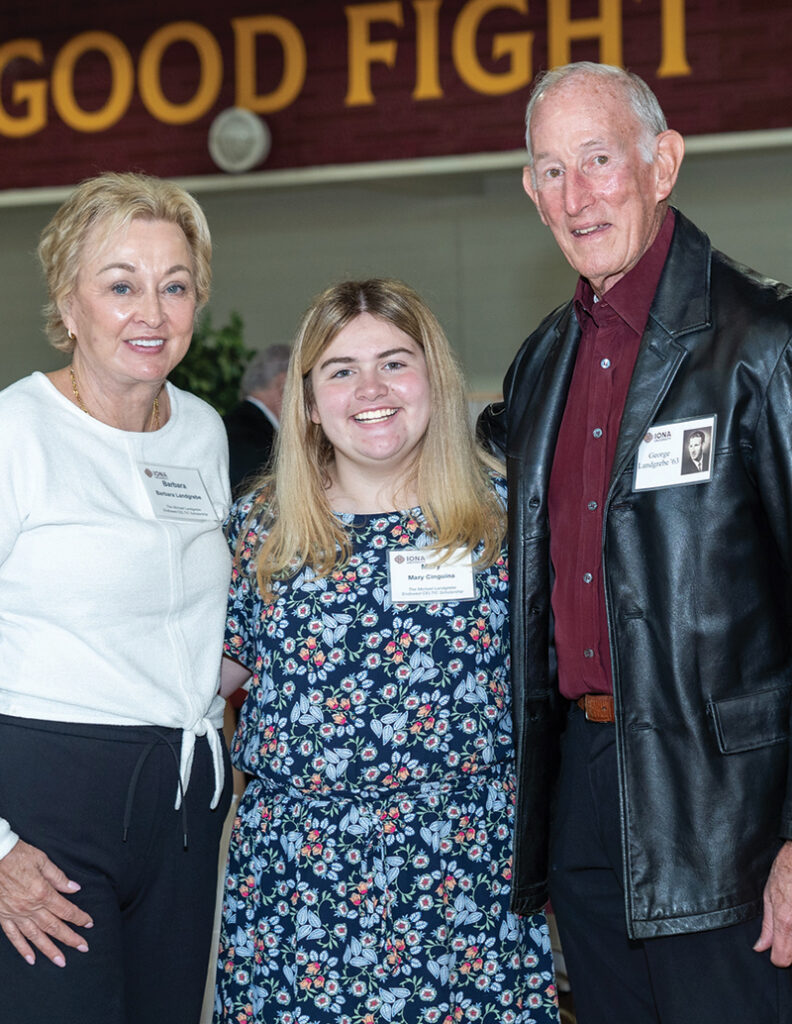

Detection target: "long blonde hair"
[243, 279, 505, 597]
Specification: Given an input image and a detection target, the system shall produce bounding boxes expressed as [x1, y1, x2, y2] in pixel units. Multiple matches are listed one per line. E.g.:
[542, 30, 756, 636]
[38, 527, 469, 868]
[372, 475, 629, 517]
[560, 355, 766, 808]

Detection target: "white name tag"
[139, 463, 219, 522]
[388, 546, 476, 603]
[633, 415, 717, 492]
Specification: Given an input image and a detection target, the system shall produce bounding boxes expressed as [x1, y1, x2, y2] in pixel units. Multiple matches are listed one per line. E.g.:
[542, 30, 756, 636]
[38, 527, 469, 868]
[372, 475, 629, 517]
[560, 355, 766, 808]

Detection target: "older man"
[480, 62, 792, 1023]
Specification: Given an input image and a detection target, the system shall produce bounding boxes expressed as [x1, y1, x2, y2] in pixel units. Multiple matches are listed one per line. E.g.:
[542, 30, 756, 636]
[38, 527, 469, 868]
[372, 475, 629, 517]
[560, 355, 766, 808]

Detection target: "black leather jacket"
[481, 211, 792, 938]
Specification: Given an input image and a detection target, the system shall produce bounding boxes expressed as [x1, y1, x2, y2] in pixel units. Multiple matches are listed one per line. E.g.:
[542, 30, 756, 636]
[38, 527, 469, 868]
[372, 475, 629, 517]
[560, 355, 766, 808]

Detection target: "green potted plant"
[169, 310, 254, 416]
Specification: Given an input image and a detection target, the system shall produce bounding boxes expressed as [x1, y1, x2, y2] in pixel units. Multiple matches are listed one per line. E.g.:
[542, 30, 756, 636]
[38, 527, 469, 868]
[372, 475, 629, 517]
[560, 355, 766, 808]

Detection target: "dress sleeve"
[223, 498, 262, 671]
[492, 473, 508, 510]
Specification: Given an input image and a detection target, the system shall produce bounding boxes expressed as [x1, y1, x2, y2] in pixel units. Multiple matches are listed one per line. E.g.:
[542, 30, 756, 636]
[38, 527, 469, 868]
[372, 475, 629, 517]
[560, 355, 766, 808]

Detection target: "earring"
[67, 329, 75, 341]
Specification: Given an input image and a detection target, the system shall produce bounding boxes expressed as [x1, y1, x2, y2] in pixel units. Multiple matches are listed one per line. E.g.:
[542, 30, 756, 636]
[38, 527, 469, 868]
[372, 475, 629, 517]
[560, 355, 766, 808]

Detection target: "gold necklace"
[69, 367, 160, 430]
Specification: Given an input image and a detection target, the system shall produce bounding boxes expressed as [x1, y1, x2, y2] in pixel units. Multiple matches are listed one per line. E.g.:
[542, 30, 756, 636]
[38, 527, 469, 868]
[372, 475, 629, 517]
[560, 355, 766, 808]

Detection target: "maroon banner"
[1, 0, 790, 191]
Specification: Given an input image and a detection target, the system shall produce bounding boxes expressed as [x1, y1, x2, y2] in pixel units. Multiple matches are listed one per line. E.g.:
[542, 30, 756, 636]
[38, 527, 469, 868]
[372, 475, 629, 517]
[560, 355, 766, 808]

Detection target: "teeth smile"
[354, 408, 397, 422]
[128, 339, 165, 347]
[573, 225, 603, 236]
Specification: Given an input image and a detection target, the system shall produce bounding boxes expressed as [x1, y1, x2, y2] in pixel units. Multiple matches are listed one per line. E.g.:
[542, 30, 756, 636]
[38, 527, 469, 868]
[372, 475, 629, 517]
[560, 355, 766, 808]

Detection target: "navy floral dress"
[214, 484, 559, 1024]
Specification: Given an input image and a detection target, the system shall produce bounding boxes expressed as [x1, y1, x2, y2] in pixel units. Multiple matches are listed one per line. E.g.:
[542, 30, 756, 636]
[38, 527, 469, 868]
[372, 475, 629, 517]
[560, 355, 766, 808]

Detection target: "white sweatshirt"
[0, 373, 232, 857]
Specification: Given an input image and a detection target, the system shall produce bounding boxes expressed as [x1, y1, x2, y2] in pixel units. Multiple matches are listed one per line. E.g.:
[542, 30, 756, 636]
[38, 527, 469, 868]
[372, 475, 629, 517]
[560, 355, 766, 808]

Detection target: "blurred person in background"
[224, 343, 290, 496]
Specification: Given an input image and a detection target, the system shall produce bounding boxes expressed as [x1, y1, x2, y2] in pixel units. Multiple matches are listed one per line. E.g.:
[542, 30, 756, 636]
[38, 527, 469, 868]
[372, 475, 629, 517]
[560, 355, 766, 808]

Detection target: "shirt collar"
[574, 207, 676, 336]
[245, 395, 279, 428]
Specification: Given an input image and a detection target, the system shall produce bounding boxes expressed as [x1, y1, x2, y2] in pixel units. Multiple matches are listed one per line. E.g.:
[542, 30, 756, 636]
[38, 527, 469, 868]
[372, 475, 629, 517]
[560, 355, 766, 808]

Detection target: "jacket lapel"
[610, 211, 714, 489]
[510, 303, 582, 483]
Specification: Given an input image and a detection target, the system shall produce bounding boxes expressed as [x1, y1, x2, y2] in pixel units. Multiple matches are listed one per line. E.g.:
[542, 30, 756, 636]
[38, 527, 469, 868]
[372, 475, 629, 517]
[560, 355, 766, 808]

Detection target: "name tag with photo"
[633, 415, 717, 491]
[388, 547, 476, 603]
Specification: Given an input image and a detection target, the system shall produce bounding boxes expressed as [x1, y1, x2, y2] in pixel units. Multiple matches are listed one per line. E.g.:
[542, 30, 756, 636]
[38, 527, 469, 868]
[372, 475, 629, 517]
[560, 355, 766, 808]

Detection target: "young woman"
[215, 279, 559, 1024]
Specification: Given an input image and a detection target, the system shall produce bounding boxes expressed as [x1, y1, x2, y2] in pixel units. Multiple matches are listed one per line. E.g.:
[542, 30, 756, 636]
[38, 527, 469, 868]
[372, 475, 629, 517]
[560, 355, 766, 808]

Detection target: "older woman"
[215, 280, 559, 1023]
[0, 172, 232, 1023]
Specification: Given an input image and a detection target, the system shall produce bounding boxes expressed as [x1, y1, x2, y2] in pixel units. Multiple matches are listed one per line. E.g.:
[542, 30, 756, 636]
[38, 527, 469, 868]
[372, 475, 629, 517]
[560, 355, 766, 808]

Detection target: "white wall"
[0, 144, 789, 396]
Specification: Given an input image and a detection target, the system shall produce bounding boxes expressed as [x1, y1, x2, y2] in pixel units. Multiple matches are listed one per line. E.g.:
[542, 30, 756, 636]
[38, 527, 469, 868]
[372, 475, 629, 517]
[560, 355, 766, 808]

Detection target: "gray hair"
[241, 344, 291, 397]
[524, 62, 668, 175]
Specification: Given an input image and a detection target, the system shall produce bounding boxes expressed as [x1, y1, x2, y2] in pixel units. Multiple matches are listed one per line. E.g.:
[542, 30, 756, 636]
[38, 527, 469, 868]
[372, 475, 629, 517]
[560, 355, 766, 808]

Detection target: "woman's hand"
[0, 840, 93, 966]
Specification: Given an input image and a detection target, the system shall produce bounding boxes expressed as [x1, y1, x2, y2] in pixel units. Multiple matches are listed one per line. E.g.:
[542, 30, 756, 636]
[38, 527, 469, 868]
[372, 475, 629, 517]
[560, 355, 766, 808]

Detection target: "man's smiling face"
[523, 75, 671, 296]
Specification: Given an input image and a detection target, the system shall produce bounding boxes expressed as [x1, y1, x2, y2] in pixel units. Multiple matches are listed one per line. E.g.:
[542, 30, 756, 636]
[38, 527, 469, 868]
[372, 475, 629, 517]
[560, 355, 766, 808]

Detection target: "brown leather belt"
[576, 693, 615, 723]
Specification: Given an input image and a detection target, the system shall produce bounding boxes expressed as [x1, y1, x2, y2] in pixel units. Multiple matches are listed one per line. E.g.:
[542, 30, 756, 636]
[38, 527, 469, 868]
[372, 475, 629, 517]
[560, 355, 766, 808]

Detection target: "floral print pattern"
[214, 486, 558, 1024]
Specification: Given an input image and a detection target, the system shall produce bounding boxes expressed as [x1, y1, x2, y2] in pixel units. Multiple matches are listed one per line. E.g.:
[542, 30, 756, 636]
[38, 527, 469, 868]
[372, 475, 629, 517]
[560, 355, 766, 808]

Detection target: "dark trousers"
[549, 705, 792, 1024]
[0, 715, 232, 1024]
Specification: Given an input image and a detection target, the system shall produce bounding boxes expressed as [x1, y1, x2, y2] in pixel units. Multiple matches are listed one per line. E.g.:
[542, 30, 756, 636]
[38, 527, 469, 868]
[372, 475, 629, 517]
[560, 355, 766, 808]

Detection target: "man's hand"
[0, 841, 93, 966]
[755, 839, 792, 966]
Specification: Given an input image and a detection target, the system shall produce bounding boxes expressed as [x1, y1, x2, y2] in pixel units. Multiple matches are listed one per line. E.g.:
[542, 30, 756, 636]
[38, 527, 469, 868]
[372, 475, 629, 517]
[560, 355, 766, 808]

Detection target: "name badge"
[388, 547, 476, 603]
[633, 415, 717, 492]
[139, 464, 219, 522]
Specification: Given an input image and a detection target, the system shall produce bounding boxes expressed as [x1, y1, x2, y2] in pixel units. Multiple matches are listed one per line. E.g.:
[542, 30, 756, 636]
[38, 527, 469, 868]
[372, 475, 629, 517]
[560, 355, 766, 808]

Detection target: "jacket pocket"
[707, 685, 792, 754]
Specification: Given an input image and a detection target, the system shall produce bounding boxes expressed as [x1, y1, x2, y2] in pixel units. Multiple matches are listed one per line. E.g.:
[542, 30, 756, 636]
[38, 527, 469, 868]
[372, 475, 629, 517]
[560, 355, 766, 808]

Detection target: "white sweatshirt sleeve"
[0, 393, 26, 860]
[0, 819, 19, 859]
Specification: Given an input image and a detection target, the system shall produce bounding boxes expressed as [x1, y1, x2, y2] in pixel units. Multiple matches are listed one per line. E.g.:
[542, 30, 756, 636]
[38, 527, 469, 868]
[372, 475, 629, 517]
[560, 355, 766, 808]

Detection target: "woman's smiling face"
[62, 217, 196, 390]
[308, 312, 432, 482]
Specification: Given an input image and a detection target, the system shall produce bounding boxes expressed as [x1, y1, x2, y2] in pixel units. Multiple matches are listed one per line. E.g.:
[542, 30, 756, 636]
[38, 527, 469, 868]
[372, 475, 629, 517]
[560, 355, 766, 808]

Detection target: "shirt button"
[593, 427, 603, 438]
[583, 648, 594, 658]
[600, 358, 611, 369]
[583, 572, 593, 583]
[587, 501, 598, 511]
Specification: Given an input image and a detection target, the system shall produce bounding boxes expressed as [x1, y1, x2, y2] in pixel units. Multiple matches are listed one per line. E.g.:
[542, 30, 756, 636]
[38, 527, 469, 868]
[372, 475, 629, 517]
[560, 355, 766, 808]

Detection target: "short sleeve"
[491, 473, 508, 511]
[223, 496, 265, 670]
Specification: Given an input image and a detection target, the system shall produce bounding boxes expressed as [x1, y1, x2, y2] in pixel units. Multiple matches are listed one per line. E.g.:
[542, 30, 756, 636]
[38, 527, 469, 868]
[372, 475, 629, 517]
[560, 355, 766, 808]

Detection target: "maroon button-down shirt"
[548, 209, 675, 700]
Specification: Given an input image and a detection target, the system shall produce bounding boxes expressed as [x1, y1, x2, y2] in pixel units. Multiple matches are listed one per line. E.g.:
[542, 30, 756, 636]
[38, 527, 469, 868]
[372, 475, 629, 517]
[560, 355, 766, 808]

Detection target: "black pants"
[549, 705, 792, 1024]
[0, 715, 232, 1024]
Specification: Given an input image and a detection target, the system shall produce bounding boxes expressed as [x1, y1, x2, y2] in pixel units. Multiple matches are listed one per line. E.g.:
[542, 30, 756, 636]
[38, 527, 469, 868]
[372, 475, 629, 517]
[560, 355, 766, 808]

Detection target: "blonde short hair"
[38, 171, 212, 353]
